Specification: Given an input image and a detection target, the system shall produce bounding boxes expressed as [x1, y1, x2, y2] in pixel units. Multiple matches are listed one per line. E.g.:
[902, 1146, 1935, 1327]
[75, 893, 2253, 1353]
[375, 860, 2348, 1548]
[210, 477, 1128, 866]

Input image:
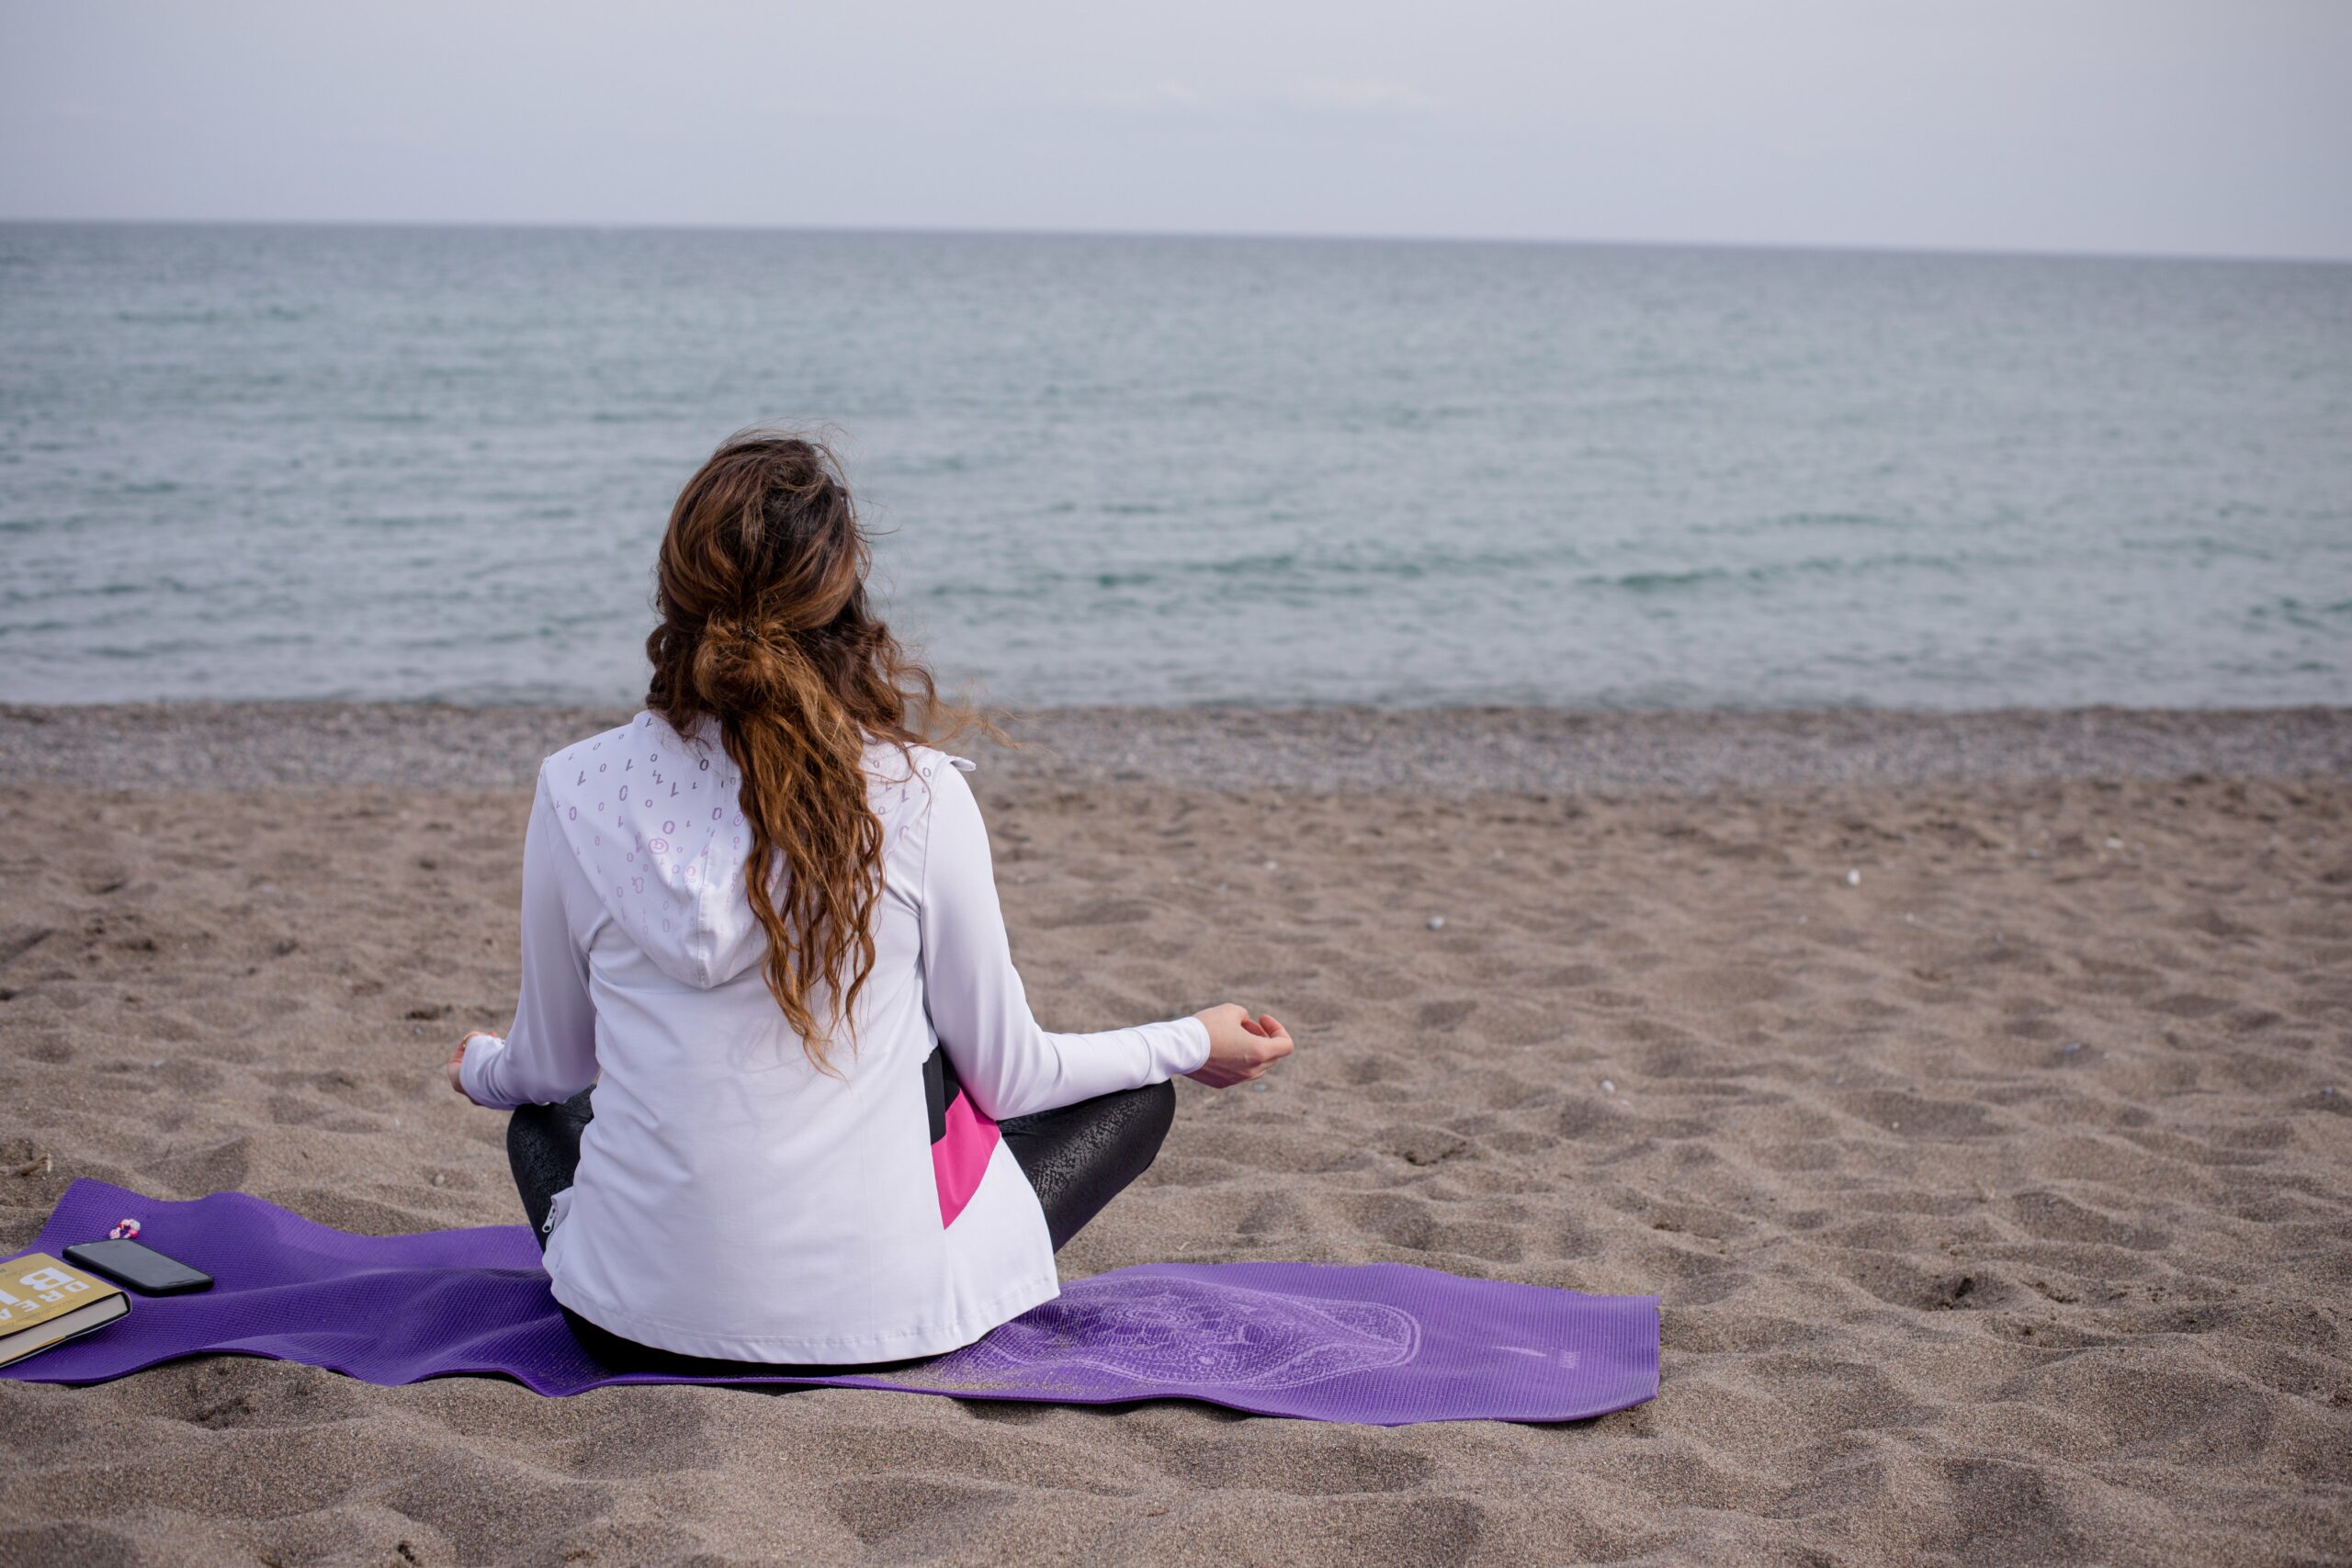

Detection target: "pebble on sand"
[1427, 916, 1446, 931]
[1846, 868, 1861, 886]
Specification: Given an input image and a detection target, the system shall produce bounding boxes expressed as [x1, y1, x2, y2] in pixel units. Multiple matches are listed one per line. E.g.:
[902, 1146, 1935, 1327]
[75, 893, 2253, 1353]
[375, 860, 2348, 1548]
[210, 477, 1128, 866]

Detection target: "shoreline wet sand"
[1, 704, 2346, 1565]
[3, 700, 2349, 795]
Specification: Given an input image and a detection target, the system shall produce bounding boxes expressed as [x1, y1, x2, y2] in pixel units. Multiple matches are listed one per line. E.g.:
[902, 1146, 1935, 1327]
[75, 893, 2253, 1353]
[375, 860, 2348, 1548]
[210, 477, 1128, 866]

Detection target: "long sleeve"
[461, 777, 601, 1111]
[918, 761, 1210, 1122]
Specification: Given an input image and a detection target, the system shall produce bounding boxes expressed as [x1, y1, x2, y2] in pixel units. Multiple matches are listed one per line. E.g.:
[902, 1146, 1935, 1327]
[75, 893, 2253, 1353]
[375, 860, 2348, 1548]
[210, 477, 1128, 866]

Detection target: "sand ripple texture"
[0, 716, 2347, 1564]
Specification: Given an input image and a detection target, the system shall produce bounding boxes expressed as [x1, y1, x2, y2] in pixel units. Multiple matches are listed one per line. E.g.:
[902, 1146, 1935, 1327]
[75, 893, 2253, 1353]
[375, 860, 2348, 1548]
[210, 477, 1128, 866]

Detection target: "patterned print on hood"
[540, 711, 963, 990]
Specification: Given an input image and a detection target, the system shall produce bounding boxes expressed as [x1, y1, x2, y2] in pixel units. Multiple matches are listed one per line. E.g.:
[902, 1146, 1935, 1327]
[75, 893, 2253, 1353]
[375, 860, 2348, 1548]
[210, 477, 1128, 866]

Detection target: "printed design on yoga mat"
[922, 1273, 1420, 1391]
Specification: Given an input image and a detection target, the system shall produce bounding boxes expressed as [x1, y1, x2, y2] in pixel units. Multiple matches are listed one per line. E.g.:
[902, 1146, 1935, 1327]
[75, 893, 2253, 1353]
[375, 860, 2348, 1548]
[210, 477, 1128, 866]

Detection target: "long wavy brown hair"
[646, 431, 986, 1072]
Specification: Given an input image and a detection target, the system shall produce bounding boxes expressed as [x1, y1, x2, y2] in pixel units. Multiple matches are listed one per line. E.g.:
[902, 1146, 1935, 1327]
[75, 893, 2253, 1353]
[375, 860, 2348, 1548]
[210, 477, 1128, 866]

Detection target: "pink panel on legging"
[932, 1090, 1001, 1227]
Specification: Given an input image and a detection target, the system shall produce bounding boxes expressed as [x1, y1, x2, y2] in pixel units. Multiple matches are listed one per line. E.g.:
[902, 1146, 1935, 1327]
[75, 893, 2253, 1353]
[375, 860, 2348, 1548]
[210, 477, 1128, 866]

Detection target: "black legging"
[506, 1078, 1175, 1377]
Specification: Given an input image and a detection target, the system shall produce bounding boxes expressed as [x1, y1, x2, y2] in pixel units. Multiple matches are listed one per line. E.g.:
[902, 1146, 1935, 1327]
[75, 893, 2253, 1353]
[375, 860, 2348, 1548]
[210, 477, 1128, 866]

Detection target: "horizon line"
[2, 213, 2345, 271]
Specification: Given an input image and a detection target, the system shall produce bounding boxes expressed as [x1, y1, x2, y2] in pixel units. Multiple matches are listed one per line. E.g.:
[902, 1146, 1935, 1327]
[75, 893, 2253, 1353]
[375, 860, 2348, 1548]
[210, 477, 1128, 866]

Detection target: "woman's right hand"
[447, 1030, 497, 1106]
[1185, 1003, 1295, 1089]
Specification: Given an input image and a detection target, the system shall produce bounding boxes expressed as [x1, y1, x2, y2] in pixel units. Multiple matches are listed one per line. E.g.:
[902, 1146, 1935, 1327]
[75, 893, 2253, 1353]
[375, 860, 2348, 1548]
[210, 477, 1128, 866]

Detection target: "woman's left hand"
[1186, 1004, 1295, 1089]
[447, 1031, 497, 1103]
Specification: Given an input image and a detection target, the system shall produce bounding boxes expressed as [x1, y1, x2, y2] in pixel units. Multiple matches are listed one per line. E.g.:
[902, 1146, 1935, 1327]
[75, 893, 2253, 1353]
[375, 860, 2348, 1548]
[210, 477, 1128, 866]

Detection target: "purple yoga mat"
[5, 1179, 1657, 1426]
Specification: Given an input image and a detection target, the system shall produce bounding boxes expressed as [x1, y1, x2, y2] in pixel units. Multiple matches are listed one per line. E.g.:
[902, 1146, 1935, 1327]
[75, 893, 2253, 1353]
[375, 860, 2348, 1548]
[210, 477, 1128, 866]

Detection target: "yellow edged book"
[0, 1253, 130, 1368]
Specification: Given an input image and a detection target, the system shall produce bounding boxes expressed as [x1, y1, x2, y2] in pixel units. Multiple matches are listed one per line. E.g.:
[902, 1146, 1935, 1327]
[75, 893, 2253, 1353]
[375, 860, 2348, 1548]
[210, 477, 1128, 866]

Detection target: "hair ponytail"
[646, 431, 986, 1073]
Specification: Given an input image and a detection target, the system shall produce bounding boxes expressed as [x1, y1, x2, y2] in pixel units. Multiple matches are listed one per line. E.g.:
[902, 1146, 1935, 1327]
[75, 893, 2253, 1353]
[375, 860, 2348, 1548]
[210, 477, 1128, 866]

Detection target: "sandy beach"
[0, 703, 2346, 1566]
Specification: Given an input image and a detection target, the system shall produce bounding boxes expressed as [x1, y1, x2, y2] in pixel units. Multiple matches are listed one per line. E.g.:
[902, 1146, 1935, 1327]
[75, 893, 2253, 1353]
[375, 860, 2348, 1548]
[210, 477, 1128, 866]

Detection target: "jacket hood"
[541, 711, 966, 990]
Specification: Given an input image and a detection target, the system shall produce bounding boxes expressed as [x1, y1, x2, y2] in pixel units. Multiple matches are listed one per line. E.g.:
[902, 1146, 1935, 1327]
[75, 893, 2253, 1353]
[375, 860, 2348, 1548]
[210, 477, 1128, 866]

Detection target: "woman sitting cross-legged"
[443, 431, 1295, 1376]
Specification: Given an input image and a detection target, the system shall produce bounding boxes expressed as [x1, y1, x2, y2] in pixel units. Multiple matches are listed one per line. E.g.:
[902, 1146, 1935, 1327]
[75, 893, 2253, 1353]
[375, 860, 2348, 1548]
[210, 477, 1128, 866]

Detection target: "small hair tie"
[108, 1218, 141, 1241]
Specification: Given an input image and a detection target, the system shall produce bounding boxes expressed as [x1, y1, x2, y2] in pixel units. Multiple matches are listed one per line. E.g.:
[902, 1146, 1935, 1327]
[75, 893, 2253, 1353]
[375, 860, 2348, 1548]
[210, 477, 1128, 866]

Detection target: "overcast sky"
[3, 1, 2346, 260]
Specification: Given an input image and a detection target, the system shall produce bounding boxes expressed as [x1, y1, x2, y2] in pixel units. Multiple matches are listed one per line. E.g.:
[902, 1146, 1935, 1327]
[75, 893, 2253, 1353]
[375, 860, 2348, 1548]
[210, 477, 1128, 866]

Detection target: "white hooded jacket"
[459, 712, 1211, 1362]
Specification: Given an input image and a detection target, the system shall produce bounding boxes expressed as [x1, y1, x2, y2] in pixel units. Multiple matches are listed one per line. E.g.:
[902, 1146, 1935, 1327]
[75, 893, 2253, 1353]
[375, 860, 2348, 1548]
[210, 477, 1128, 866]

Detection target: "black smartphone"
[63, 1238, 213, 1295]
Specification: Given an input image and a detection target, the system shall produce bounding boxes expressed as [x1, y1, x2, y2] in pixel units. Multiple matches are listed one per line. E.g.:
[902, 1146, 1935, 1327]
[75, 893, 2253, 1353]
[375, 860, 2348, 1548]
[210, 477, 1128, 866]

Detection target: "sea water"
[3, 222, 2346, 710]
